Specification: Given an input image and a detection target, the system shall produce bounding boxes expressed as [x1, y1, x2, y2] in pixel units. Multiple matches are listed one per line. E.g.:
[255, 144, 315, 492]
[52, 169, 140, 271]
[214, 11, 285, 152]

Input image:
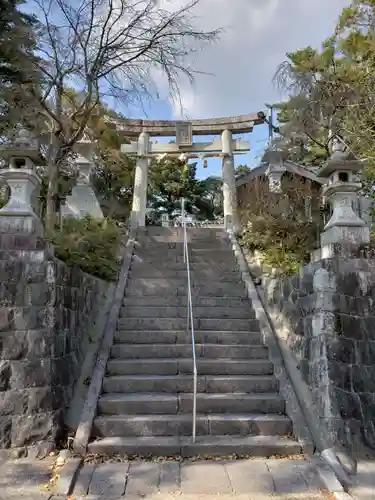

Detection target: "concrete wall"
[247, 246, 375, 453]
[0, 249, 113, 454]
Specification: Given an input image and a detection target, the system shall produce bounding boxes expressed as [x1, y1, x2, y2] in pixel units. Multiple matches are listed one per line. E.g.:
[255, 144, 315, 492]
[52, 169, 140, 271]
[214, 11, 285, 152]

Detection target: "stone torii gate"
[111, 113, 264, 231]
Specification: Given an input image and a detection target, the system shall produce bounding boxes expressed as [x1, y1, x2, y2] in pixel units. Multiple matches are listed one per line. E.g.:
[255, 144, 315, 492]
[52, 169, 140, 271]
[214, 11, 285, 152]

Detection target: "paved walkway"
[0, 456, 327, 499]
[63, 457, 326, 499]
[2, 455, 375, 499]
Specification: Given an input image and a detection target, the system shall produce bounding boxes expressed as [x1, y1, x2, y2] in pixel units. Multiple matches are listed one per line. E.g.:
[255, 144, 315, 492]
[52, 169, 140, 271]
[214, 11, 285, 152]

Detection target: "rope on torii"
[155, 151, 209, 170]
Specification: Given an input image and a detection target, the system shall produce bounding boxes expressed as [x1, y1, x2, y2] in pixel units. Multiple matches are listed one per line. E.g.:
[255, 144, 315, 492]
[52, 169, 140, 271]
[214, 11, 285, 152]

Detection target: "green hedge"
[48, 217, 123, 281]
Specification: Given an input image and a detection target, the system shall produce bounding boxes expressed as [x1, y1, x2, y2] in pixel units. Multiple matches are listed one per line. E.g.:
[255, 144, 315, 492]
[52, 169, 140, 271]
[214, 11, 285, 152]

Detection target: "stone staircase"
[88, 227, 301, 457]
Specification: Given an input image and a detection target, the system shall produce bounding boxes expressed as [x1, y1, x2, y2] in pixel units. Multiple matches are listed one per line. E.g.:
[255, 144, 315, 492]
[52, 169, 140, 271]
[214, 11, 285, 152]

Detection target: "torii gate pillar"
[222, 129, 240, 232]
[130, 131, 150, 229]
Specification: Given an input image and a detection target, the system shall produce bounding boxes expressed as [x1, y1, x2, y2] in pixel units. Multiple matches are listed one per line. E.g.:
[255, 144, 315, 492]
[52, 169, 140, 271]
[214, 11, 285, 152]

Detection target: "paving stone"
[89, 462, 129, 497]
[350, 460, 375, 500]
[72, 496, 124, 500]
[159, 461, 180, 493]
[266, 459, 310, 494]
[299, 460, 325, 491]
[5, 494, 51, 500]
[0, 458, 53, 496]
[180, 460, 232, 494]
[125, 461, 160, 496]
[53, 457, 81, 496]
[224, 459, 275, 494]
[71, 496, 325, 500]
[73, 462, 96, 496]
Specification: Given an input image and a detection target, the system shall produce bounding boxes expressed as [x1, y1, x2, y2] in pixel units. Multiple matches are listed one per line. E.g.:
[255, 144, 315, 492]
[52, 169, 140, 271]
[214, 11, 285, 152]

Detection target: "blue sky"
[111, 0, 349, 180]
[27, 0, 350, 180]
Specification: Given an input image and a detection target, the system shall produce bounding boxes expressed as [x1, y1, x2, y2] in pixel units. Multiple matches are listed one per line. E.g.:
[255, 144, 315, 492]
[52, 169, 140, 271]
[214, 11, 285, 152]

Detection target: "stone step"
[128, 269, 241, 280]
[120, 306, 255, 319]
[137, 236, 228, 245]
[126, 278, 244, 287]
[134, 247, 234, 256]
[88, 435, 301, 457]
[139, 227, 224, 234]
[109, 344, 268, 359]
[125, 288, 248, 299]
[106, 358, 274, 376]
[122, 296, 249, 307]
[102, 375, 278, 394]
[129, 267, 242, 286]
[136, 243, 232, 252]
[98, 392, 286, 415]
[130, 259, 239, 272]
[127, 277, 242, 286]
[93, 413, 291, 438]
[124, 282, 246, 298]
[114, 330, 262, 345]
[131, 255, 236, 265]
[117, 318, 259, 331]
[131, 256, 237, 266]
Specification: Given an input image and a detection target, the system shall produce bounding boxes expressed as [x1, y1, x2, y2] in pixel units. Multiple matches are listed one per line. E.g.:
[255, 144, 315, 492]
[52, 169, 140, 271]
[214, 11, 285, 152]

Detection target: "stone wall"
[254, 245, 375, 453]
[0, 248, 112, 455]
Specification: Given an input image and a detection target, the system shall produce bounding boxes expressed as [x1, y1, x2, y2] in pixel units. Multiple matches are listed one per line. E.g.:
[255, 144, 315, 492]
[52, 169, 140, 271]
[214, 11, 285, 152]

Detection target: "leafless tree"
[29, 0, 221, 230]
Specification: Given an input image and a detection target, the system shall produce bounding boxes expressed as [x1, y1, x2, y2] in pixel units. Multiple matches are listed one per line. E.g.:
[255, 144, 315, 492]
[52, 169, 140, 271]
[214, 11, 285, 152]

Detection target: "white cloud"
[156, 0, 350, 119]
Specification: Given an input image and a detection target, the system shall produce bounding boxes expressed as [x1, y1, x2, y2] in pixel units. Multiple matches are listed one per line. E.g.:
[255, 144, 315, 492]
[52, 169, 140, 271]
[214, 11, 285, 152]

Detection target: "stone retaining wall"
[0, 251, 112, 453]
[247, 245, 375, 452]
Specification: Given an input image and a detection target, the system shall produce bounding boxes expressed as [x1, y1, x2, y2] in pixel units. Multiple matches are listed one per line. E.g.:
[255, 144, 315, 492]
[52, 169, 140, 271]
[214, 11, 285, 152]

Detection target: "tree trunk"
[45, 84, 64, 233]
[45, 156, 58, 232]
[107, 197, 117, 219]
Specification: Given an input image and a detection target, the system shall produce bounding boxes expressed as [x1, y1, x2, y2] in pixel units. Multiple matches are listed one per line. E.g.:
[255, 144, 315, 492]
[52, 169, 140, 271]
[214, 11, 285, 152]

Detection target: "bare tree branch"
[26, 0, 221, 229]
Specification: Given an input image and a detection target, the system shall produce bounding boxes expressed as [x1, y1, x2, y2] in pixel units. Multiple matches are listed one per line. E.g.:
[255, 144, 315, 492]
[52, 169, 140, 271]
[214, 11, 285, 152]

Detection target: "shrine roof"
[235, 161, 324, 187]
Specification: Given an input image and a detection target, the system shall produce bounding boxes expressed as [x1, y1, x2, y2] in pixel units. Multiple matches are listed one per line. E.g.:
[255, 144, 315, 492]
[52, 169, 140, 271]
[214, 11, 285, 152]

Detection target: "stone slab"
[349, 459, 375, 500]
[88, 462, 129, 497]
[224, 459, 275, 494]
[159, 461, 180, 493]
[180, 460, 233, 494]
[0, 457, 54, 496]
[125, 461, 160, 496]
[74, 462, 97, 496]
[266, 459, 311, 494]
[53, 457, 82, 496]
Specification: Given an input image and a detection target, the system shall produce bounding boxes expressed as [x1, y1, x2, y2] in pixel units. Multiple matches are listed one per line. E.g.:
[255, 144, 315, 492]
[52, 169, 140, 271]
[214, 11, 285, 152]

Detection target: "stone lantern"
[318, 139, 369, 247]
[265, 141, 288, 193]
[61, 136, 104, 219]
[0, 129, 45, 237]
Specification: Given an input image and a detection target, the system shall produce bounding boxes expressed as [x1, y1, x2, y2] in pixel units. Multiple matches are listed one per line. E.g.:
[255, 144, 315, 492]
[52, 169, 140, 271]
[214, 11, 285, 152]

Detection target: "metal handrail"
[181, 198, 197, 443]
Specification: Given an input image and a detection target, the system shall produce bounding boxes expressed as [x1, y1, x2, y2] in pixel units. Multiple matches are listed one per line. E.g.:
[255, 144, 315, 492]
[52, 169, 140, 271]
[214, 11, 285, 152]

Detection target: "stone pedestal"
[0, 130, 44, 249]
[221, 130, 239, 232]
[321, 189, 369, 246]
[131, 132, 150, 229]
[0, 169, 43, 239]
[62, 180, 104, 220]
